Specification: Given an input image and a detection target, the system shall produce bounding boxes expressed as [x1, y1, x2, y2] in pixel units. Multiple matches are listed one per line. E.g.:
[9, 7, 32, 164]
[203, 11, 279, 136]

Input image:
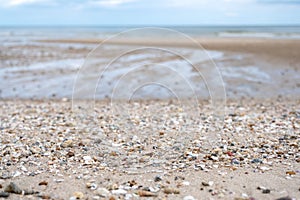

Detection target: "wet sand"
[37, 37, 300, 62]
[1, 37, 300, 99]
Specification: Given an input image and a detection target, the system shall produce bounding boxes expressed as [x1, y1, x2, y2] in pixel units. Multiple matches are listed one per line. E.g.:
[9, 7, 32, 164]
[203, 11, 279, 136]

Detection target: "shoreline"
[37, 37, 300, 61]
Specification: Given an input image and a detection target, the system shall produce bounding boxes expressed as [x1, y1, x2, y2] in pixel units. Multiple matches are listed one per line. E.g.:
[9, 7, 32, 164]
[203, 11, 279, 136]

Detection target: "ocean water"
[1, 25, 300, 41]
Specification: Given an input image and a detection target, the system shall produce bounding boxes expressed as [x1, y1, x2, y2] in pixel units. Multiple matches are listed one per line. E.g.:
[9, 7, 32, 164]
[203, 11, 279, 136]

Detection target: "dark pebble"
[262, 189, 271, 194]
[38, 181, 48, 186]
[231, 159, 240, 165]
[66, 151, 75, 157]
[251, 159, 262, 164]
[276, 197, 292, 200]
[0, 173, 11, 179]
[4, 182, 22, 194]
[0, 192, 9, 198]
[29, 172, 36, 176]
[154, 176, 162, 182]
[4, 182, 38, 195]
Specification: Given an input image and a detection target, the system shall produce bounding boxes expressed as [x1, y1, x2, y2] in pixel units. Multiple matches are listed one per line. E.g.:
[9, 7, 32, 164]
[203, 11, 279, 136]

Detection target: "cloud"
[0, 0, 137, 7]
[90, 0, 137, 7]
[0, 0, 48, 6]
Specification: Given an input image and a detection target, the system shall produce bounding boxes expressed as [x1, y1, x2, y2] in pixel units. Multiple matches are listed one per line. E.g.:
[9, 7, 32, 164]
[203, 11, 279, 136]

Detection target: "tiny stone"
[38, 181, 48, 186]
[286, 171, 296, 176]
[154, 176, 162, 182]
[137, 190, 158, 197]
[83, 156, 93, 165]
[73, 192, 84, 199]
[276, 197, 293, 200]
[112, 189, 127, 195]
[211, 156, 219, 161]
[242, 193, 248, 198]
[4, 182, 22, 194]
[61, 140, 73, 148]
[257, 186, 266, 190]
[182, 181, 190, 186]
[251, 159, 262, 164]
[95, 187, 110, 197]
[86, 182, 97, 190]
[202, 181, 213, 187]
[262, 189, 271, 194]
[0, 192, 9, 198]
[163, 188, 180, 194]
[183, 195, 195, 200]
[67, 151, 75, 157]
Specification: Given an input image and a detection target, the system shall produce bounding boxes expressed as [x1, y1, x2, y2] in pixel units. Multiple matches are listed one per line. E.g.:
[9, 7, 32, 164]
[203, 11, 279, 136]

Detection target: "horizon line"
[1, 24, 300, 28]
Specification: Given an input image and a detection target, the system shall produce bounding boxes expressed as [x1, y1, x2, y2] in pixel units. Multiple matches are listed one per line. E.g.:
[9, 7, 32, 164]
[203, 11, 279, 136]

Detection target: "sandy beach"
[0, 32, 300, 199]
[0, 98, 299, 199]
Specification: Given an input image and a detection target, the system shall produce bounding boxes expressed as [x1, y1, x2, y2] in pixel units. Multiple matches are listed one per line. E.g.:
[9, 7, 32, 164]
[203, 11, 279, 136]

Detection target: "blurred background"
[0, 0, 300, 100]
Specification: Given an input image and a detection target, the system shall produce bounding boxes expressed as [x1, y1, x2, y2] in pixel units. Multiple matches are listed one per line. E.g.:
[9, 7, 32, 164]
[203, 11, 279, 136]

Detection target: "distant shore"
[37, 37, 300, 62]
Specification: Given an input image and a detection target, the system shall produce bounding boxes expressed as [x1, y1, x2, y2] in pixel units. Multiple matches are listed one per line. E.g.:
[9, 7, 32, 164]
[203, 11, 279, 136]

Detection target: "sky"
[0, 0, 300, 26]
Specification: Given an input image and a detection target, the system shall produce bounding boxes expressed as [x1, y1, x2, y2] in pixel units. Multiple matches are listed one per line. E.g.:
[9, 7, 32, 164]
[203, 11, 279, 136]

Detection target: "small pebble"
[112, 189, 127, 195]
[4, 182, 37, 195]
[182, 181, 190, 186]
[0, 192, 9, 198]
[86, 182, 97, 190]
[73, 192, 84, 199]
[183, 195, 195, 200]
[251, 159, 262, 164]
[95, 187, 110, 197]
[202, 181, 213, 187]
[286, 171, 296, 176]
[4, 182, 22, 194]
[137, 190, 158, 197]
[276, 197, 293, 200]
[154, 176, 162, 182]
[262, 189, 271, 194]
[61, 140, 73, 148]
[163, 188, 180, 194]
[38, 181, 48, 186]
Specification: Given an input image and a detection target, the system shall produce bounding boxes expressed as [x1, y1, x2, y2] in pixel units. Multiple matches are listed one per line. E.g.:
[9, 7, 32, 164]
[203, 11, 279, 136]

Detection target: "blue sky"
[0, 0, 300, 25]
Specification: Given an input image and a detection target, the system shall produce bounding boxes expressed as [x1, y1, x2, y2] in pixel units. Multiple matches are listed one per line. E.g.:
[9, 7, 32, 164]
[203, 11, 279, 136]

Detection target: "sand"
[0, 98, 299, 199]
[0, 37, 300, 199]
